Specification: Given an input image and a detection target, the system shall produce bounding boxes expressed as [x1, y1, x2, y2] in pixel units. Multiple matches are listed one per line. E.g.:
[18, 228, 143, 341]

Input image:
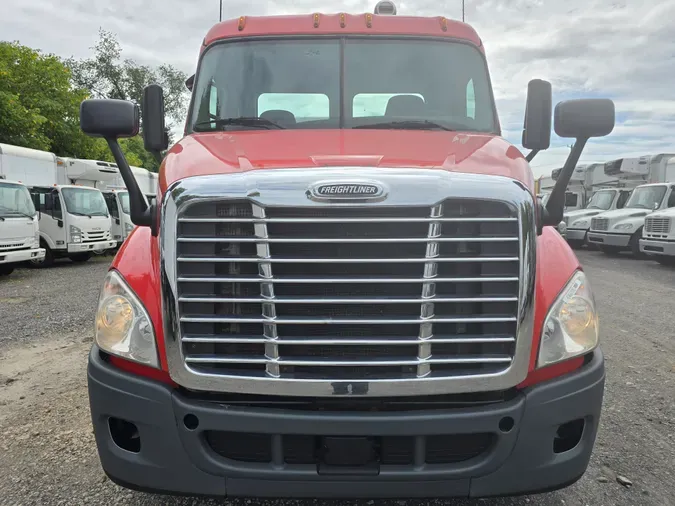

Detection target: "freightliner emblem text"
[309, 181, 386, 200]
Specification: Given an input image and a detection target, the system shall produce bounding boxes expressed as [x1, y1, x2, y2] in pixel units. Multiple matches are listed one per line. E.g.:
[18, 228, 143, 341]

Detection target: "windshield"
[61, 188, 109, 217]
[0, 182, 36, 218]
[190, 38, 496, 133]
[118, 191, 130, 214]
[587, 190, 616, 210]
[625, 186, 667, 210]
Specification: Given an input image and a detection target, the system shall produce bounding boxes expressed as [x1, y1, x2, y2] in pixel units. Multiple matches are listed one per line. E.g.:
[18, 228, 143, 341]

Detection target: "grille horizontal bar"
[181, 336, 516, 345]
[179, 216, 518, 224]
[178, 256, 519, 264]
[179, 296, 518, 304]
[181, 316, 518, 324]
[178, 276, 519, 283]
[178, 236, 519, 244]
[185, 355, 513, 366]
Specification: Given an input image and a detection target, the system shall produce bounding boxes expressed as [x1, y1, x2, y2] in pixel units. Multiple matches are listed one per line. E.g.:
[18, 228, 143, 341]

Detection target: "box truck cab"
[0, 179, 45, 276]
[101, 188, 132, 247]
[564, 187, 633, 247]
[29, 184, 117, 266]
[79, 2, 616, 500]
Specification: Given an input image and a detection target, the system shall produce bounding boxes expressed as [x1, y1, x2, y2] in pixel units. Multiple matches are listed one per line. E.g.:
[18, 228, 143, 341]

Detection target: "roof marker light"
[365, 13, 373, 27]
[340, 13, 346, 28]
[238, 16, 246, 31]
[313, 13, 320, 28]
[374, 1, 397, 15]
[439, 16, 448, 31]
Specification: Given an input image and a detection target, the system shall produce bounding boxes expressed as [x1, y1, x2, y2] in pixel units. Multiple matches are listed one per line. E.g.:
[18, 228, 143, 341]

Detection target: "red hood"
[160, 130, 533, 193]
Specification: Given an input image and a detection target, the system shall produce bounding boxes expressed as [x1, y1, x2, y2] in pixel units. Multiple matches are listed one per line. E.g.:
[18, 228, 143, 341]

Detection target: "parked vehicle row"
[0, 143, 158, 276]
[548, 153, 675, 266]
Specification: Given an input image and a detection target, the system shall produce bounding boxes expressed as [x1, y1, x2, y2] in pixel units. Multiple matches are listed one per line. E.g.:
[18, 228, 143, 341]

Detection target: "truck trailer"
[80, 2, 614, 499]
[0, 143, 117, 266]
[588, 154, 675, 256]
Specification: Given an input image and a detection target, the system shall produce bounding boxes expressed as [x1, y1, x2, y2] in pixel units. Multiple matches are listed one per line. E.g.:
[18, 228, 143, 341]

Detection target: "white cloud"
[2, 0, 673, 177]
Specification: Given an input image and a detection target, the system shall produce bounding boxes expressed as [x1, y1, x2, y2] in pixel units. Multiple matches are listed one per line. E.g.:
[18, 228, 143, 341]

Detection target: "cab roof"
[203, 13, 483, 52]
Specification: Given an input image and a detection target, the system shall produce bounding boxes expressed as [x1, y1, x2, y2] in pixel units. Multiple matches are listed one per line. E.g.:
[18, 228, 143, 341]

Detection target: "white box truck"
[588, 154, 675, 256]
[0, 177, 45, 276]
[562, 162, 635, 248]
[0, 143, 117, 267]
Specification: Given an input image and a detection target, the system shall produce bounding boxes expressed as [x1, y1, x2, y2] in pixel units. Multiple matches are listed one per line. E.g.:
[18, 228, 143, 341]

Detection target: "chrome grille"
[161, 169, 536, 397]
[591, 217, 609, 231]
[177, 200, 519, 381]
[645, 216, 671, 235]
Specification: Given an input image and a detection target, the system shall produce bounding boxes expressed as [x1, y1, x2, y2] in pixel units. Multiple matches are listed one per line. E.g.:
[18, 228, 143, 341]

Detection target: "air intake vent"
[374, 1, 397, 15]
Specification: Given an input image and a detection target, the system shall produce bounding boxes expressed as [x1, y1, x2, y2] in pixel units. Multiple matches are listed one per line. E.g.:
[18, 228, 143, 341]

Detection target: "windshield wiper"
[193, 117, 285, 132]
[68, 211, 89, 217]
[353, 120, 456, 131]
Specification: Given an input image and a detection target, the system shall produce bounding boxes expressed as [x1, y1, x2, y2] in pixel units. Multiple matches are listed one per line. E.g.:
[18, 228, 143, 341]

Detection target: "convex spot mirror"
[554, 99, 615, 139]
[80, 99, 139, 138]
[522, 79, 552, 151]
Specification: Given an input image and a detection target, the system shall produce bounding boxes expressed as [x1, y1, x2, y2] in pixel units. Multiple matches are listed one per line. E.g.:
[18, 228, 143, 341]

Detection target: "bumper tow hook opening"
[553, 418, 585, 454]
[498, 416, 515, 433]
[183, 413, 200, 431]
[108, 417, 141, 453]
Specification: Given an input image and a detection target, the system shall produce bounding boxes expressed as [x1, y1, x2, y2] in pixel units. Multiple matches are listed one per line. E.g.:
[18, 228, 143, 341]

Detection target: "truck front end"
[60, 185, 117, 255]
[588, 183, 673, 256]
[0, 180, 45, 275]
[81, 7, 615, 499]
[640, 207, 675, 264]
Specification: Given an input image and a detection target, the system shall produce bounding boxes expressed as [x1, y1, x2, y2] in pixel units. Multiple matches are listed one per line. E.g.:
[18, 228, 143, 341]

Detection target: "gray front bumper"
[587, 232, 631, 247]
[88, 347, 605, 499]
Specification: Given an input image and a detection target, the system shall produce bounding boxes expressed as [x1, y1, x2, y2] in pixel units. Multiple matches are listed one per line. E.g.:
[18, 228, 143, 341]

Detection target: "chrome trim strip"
[184, 356, 514, 366]
[177, 236, 518, 243]
[177, 276, 519, 283]
[160, 167, 536, 397]
[177, 256, 520, 264]
[181, 336, 516, 345]
[178, 217, 518, 223]
[178, 296, 519, 304]
[180, 316, 518, 324]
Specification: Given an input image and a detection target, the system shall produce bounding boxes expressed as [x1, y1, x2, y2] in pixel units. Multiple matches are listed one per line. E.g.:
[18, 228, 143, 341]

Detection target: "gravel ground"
[0, 250, 674, 505]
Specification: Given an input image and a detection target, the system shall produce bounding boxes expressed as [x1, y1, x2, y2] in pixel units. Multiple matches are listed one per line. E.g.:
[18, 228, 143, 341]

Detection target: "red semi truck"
[82, 2, 614, 499]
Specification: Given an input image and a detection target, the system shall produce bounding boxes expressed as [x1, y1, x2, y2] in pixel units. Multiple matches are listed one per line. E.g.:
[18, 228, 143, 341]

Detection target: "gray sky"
[2, 0, 673, 177]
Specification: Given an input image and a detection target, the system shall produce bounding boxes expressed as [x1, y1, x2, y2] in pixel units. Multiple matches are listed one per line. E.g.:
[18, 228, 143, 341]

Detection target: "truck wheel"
[70, 252, 92, 263]
[629, 229, 645, 259]
[0, 265, 14, 276]
[29, 243, 54, 268]
[600, 245, 621, 256]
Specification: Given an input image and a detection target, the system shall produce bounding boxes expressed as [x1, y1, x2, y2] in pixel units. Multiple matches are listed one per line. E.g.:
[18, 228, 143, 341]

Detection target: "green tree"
[0, 41, 87, 154]
[67, 29, 188, 129]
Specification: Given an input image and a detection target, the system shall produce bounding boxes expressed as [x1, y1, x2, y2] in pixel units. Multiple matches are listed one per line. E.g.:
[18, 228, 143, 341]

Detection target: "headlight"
[125, 222, 134, 234]
[557, 221, 567, 233]
[70, 225, 82, 243]
[538, 270, 599, 368]
[95, 270, 158, 368]
[614, 223, 634, 231]
[570, 219, 589, 228]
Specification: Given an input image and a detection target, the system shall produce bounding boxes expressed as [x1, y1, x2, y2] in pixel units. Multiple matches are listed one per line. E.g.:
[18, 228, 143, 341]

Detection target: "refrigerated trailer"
[0, 143, 116, 266]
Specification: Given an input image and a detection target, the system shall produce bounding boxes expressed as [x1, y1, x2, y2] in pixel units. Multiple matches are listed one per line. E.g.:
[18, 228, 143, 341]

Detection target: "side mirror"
[142, 84, 168, 153]
[522, 79, 552, 159]
[543, 98, 616, 228]
[80, 99, 139, 138]
[554, 99, 615, 139]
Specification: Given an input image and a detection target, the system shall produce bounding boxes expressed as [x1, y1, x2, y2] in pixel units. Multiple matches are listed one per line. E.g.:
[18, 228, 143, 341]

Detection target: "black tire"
[656, 256, 675, 267]
[69, 252, 92, 263]
[600, 245, 621, 256]
[0, 265, 15, 276]
[29, 243, 54, 268]
[629, 229, 645, 259]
